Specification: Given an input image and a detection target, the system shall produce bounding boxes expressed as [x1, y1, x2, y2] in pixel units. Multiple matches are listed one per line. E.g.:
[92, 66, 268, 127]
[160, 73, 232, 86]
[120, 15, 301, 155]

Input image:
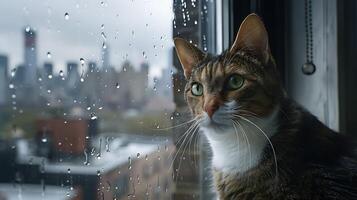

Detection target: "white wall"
[285, 0, 339, 131]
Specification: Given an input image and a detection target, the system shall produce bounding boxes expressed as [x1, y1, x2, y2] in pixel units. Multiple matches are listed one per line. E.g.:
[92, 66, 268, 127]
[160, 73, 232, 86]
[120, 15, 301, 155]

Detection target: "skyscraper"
[66, 62, 80, 90]
[0, 55, 8, 105]
[24, 27, 37, 86]
[43, 62, 53, 77]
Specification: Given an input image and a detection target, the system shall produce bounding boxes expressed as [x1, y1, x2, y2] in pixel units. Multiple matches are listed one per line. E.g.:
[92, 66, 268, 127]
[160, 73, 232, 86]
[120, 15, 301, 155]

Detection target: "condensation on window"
[0, 0, 216, 200]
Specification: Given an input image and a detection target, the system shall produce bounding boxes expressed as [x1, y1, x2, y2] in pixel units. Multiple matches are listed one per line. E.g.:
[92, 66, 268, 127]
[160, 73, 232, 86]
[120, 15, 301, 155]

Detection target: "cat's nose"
[204, 98, 220, 118]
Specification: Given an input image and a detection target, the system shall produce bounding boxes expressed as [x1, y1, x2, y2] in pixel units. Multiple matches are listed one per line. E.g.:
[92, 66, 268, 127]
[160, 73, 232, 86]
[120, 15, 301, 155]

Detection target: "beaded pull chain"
[302, 0, 316, 75]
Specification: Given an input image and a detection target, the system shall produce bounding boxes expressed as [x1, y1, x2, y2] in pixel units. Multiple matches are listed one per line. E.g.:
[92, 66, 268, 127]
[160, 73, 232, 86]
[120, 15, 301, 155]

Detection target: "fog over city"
[0, 0, 173, 77]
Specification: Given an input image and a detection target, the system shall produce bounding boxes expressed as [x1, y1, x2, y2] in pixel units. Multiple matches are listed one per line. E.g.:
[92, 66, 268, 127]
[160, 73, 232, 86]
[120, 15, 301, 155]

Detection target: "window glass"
[0, 1, 216, 199]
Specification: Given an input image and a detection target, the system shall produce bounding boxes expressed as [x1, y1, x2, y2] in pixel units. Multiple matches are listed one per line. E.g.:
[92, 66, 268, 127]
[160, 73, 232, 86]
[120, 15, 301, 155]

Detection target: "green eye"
[191, 82, 203, 96]
[227, 74, 244, 90]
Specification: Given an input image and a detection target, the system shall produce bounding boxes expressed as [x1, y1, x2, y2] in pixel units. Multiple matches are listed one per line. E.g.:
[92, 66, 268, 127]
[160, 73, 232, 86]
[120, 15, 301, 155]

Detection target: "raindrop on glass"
[11, 68, 16, 77]
[48, 74, 53, 79]
[90, 113, 97, 120]
[67, 168, 71, 174]
[64, 12, 69, 20]
[59, 70, 64, 77]
[41, 137, 47, 143]
[101, 32, 107, 40]
[136, 153, 140, 158]
[8, 84, 14, 89]
[115, 83, 120, 89]
[80, 58, 85, 65]
[47, 52, 52, 59]
[25, 26, 31, 32]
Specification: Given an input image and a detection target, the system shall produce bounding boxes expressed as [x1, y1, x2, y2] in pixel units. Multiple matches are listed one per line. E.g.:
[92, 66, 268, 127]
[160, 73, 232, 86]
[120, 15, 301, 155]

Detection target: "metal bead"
[302, 62, 316, 75]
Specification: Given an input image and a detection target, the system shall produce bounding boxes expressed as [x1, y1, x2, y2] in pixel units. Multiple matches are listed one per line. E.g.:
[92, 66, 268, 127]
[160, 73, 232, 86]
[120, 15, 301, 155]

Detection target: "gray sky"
[0, 0, 174, 77]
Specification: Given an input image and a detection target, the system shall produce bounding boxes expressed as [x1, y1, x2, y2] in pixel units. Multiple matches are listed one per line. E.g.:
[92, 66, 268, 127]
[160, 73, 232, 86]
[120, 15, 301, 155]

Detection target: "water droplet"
[136, 153, 140, 158]
[25, 26, 31, 32]
[98, 106, 103, 110]
[47, 52, 51, 58]
[101, 32, 107, 40]
[97, 170, 101, 176]
[90, 113, 97, 120]
[11, 94, 16, 99]
[41, 137, 47, 143]
[86, 106, 91, 110]
[83, 149, 90, 165]
[80, 77, 84, 82]
[101, 24, 105, 29]
[47, 89, 51, 94]
[48, 74, 53, 79]
[145, 155, 148, 160]
[105, 137, 110, 152]
[80, 58, 85, 65]
[59, 70, 64, 77]
[115, 83, 120, 89]
[8, 84, 14, 89]
[67, 168, 71, 174]
[64, 12, 69, 20]
[170, 116, 173, 120]
[102, 42, 107, 49]
[11, 68, 16, 77]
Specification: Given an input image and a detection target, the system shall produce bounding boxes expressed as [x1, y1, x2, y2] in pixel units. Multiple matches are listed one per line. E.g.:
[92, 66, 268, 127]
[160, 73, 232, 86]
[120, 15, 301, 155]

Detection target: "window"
[0, 1, 217, 200]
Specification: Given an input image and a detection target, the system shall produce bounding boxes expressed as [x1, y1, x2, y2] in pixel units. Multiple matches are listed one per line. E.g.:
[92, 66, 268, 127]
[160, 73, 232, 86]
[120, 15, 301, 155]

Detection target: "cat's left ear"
[174, 38, 205, 79]
[230, 13, 271, 64]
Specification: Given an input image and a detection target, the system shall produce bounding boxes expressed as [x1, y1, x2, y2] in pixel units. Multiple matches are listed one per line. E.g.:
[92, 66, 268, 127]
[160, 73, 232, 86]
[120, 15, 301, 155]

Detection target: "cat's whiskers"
[177, 122, 201, 175]
[233, 115, 279, 180]
[156, 117, 198, 131]
[169, 118, 203, 172]
[231, 120, 253, 177]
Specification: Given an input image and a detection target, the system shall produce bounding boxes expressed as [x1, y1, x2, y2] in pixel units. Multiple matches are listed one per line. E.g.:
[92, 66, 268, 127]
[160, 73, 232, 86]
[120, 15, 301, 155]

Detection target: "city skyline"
[0, 0, 173, 78]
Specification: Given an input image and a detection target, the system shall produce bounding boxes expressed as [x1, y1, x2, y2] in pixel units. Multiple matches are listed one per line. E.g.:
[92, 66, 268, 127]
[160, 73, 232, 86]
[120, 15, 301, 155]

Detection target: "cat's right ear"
[174, 38, 205, 79]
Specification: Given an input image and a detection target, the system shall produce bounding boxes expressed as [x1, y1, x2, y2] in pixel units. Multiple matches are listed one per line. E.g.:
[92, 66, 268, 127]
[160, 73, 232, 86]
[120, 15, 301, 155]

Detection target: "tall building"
[43, 62, 53, 77]
[66, 62, 80, 94]
[0, 55, 8, 105]
[24, 27, 37, 86]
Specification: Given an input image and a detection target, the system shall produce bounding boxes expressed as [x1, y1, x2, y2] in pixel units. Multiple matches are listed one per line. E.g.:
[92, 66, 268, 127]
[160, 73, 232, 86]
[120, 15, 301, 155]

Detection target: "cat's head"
[174, 14, 284, 129]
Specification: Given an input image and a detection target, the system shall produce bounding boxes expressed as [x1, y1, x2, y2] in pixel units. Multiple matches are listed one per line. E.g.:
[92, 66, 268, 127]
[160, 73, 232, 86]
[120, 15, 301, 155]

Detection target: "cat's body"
[174, 14, 357, 199]
[212, 98, 357, 200]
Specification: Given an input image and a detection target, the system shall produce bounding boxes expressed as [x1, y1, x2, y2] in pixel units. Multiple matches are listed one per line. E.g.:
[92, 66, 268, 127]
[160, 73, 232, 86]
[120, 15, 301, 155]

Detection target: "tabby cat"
[174, 14, 357, 199]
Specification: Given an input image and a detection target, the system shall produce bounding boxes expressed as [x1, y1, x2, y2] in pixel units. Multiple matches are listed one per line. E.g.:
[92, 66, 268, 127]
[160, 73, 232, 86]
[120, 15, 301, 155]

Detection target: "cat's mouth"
[200, 112, 232, 129]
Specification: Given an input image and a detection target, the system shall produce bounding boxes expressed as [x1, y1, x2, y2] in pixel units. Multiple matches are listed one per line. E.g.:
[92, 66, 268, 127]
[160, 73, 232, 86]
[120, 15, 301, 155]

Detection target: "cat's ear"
[174, 38, 205, 79]
[230, 13, 270, 64]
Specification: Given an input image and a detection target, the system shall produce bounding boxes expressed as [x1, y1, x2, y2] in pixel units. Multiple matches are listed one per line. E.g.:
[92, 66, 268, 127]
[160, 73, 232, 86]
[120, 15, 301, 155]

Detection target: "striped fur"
[174, 14, 357, 199]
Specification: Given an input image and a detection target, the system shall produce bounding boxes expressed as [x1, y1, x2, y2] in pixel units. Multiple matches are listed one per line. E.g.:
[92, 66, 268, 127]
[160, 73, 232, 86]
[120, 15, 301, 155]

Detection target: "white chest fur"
[200, 108, 279, 174]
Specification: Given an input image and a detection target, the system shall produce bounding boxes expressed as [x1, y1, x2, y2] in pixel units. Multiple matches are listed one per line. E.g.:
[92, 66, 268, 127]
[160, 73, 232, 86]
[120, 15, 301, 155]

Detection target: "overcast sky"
[0, 0, 174, 77]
